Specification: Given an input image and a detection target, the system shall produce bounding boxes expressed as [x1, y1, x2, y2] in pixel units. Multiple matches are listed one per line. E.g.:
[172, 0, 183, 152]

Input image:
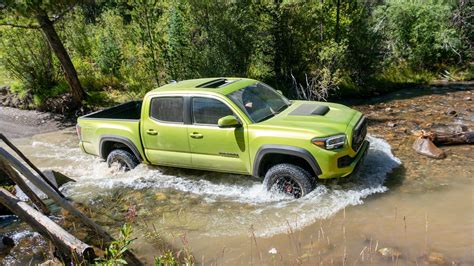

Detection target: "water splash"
[19, 132, 401, 237]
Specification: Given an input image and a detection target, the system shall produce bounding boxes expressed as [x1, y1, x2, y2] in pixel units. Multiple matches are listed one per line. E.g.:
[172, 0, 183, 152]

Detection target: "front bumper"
[317, 140, 370, 179]
[343, 140, 369, 178]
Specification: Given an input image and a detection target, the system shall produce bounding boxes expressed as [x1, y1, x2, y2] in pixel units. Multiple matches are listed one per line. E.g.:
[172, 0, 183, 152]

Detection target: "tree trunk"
[35, 9, 85, 107]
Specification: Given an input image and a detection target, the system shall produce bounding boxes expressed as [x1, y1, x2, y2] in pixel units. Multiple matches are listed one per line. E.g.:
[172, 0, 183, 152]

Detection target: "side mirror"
[218, 115, 241, 128]
[276, 90, 283, 95]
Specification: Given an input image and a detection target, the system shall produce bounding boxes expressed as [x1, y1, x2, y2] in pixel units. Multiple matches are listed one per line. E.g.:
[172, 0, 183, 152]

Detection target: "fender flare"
[99, 135, 143, 162]
[253, 145, 322, 177]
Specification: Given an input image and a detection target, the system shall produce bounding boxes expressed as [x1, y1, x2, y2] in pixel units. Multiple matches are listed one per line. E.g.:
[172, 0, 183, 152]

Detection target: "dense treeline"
[0, 0, 472, 109]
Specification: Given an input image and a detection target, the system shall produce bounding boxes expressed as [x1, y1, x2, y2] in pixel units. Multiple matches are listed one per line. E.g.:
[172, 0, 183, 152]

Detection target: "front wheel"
[106, 149, 139, 171]
[263, 164, 315, 198]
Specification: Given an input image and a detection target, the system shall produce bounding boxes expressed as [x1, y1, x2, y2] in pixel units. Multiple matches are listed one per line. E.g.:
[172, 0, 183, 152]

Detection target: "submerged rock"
[0, 235, 14, 257]
[377, 247, 402, 258]
[419, 251, 447, 265]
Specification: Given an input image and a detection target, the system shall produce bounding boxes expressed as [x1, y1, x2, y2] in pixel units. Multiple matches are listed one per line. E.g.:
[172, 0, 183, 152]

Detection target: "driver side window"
[192, 97, 233, 125]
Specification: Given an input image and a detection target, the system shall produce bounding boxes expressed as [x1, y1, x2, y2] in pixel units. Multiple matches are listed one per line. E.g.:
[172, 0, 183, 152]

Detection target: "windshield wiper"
[275, 103, 291, 114]
[257, 104, 290, 122]
[257, 112, 276, 122]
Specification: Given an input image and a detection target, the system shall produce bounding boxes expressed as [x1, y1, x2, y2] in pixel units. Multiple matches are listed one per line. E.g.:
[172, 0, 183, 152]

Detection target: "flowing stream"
[1, 85, 473, 265]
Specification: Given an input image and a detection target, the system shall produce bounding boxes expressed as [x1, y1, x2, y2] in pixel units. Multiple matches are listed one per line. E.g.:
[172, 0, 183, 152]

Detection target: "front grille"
[352, 117, 367, 152]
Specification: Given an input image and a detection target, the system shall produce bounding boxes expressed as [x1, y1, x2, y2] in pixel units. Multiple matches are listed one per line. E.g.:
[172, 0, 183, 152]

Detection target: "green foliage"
[93, 10, 125, 77]
[373, 0, 463, 69]
[95, 223, 135, 265]
[0, 0, 471, 110]
[0, 28, 58, 96]
[154, 251, 178, 266]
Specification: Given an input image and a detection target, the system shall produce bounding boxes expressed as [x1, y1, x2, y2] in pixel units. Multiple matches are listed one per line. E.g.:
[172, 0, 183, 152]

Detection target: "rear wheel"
[263, 163, 315, 198]
[106, 149, 139, 171]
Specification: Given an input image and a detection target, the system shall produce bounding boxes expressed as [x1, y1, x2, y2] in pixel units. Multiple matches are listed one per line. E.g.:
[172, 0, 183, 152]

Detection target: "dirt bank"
[0, 106, 72, 139]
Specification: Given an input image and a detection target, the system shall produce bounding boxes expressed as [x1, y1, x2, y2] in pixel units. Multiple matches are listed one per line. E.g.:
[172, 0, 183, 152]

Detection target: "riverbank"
[0, 106, 70, 139]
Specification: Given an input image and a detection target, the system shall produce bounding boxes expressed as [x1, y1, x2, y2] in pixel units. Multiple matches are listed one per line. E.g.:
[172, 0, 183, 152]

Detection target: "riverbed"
[1, 83, 473, 265]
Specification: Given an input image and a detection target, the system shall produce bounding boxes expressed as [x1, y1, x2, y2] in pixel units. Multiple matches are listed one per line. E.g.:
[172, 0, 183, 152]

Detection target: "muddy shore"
[0, 106, 72, 139]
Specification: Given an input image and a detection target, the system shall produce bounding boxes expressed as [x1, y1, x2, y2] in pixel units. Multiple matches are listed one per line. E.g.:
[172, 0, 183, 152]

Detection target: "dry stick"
[0, 148, 143, 265]
[0, 133, 66, 198]
[0, 157, 50, 214]
[0, 188, 95, 262]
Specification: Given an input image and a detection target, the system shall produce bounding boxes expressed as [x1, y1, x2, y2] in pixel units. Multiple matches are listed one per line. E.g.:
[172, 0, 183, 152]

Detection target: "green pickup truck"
[77, 78, 368, 198]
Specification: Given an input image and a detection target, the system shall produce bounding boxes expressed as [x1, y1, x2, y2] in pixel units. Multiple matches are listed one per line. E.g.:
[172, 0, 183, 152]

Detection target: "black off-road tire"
[263, 163, 315, 198]
[106, 149, 139, 171]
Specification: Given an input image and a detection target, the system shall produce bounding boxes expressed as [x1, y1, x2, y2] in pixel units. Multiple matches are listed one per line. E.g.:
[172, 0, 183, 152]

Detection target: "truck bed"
[82, 101, 142, 120]
[77, 101, 145, 160]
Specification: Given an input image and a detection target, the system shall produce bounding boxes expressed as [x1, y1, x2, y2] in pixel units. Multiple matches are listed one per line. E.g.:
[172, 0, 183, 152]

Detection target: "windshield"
[228, 82, 291, 123]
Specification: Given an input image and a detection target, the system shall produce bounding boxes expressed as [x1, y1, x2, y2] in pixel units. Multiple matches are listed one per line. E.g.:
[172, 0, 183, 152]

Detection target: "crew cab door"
[141, 96, 191, 167]
[187, 96, 249, 174]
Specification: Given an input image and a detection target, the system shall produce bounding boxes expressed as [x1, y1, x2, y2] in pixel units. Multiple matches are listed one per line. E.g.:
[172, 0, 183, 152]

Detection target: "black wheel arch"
[99, 135, 143, 162]
[253, 145, 322, 178]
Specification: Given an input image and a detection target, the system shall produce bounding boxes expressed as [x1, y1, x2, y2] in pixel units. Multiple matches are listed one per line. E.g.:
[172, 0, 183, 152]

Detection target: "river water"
[1, 85, 473, 265]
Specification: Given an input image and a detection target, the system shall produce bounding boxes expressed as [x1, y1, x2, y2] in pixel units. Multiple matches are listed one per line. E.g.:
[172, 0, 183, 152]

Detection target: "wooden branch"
[0, 158, 50, 215]
[0, 188, 95, 261]
[0, 148, 143, 265]
[50, 4, 76, 23]
[0, 133, 66, 198]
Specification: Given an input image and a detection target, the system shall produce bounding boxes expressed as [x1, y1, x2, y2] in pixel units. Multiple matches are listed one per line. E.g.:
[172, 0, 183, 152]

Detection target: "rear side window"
[192, 97, 233, 125]
[150, 97, 183, 123]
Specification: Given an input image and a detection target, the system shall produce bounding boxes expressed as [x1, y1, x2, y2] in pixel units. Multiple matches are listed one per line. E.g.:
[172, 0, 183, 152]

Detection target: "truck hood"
[256, 100, 360, 136]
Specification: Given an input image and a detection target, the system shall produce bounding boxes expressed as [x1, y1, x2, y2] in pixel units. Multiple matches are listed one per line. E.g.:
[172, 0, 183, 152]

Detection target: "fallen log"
[0, 188, 95, 261]
[0, 148, 143, 265]
[428, 131, 474, 146]
[0, 133, 65, 198]
[0, 157, 50, 214]
[413, 130, 473, 159]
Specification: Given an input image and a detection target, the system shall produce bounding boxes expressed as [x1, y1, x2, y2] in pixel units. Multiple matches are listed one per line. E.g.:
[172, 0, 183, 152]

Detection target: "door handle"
[146, 129, 158, 135]
[190, 132, 203, 139]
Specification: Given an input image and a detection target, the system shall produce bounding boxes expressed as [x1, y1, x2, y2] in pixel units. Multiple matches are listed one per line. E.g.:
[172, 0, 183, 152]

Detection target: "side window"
[192, 97, 233, 125]
[150, 97, 184, 123]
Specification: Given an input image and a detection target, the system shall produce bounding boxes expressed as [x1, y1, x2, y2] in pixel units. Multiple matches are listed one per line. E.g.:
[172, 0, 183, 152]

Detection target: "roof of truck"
[150, 78, 258, 95]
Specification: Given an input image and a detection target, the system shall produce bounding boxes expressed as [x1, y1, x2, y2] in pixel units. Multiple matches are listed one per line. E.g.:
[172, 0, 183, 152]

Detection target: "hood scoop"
[289, 104, 330, 116]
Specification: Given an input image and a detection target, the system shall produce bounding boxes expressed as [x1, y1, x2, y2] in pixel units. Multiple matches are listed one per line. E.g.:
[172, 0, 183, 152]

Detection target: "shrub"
[0, 28, 58, 96]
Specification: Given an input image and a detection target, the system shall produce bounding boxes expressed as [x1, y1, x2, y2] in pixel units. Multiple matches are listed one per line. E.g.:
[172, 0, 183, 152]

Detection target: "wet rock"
[412, 137, 446, 159]
[377, 247, 402, 258]
[420, 251, 447, 265]
[387, 122, 397, 127]
[446, 108, 457, 115]
[0, 86, 10, 95]
[42, 170, 75, 188]
[0, 236, 15, 257]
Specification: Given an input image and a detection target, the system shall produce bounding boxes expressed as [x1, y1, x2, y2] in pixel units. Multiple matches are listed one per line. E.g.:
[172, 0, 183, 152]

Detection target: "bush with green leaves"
[0, 28, 59, 98]
[373, 0, 464, 69]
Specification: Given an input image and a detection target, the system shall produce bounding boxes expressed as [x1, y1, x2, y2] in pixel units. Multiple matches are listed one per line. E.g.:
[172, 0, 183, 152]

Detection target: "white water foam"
[25, 133, 401, 237]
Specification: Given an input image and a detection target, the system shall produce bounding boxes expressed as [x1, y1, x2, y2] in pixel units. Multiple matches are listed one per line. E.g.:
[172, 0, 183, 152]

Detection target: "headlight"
[312, 134, 346, 150]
